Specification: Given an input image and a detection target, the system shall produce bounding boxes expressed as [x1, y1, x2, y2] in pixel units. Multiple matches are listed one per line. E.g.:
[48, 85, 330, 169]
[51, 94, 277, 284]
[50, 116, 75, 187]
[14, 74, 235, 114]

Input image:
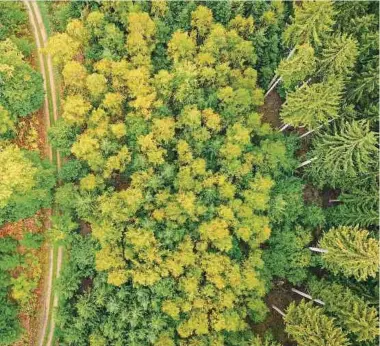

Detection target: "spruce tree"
[280, 78, 343, 129]
[308, 279, 379, 342]
[284, 300, 349, 346]
[319, 34, 358, 77]
[283, 1, 335, 47]
[308, 120, 377, 187]
[317, 226, 379, 281]
[276, 43, 316, 89]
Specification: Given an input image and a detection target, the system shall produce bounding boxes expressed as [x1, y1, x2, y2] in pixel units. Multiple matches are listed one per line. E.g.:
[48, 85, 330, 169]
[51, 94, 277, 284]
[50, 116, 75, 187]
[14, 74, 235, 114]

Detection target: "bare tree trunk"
[272, 305, 286, 317]
[297, 157, 317, 169]
[309, 247, 328, 253]
[279, 123, 290, 132]
[300, 118, 335, 139]
[291, 288, 325, 305]
[266, 47, 296, 89]
[265, 77, 282, 98]
[291, 288, 313, 300]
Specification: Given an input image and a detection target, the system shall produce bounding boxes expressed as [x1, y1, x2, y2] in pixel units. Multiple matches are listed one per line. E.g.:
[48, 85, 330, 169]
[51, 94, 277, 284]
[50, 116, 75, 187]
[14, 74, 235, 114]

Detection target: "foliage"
[0, 145, 56, 225]
[308, 278, 379, 342]
[284, 300, 349, 346]
[283, 1, 335, 47]
[307, 120, 378, 188]
[0, 39, 44, 119]
[280, 78, 343, 129]
[276, 43, 316, 90]
[318, 226, 379, 281]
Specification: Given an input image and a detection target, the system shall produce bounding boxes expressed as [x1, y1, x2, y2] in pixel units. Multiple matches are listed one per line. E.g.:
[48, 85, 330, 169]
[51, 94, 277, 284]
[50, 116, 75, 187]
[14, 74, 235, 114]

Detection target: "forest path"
[23, 1, 62, 346]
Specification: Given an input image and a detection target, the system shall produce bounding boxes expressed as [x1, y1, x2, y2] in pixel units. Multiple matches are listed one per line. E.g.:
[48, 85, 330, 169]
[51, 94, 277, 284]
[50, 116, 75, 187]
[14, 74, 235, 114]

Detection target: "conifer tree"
[280, 78, 343, 129]
[276, 43, 316, 89]
[283, 1, 335, 47]
[319, 34, 358, 77]
[308, 279, 379, 342]
[284, 300, 349, 346]
[308, 120, 377, 187]
[315, 226, 379, 281]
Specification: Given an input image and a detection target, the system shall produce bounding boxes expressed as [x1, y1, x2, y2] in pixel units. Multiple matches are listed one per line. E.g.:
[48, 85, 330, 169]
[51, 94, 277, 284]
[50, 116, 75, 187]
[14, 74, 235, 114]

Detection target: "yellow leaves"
[177, 311, 209, 338]
[154, 333, 175, 346]
[177, 140, 193, 163]
[126, 12, 156, 68]
[180, 273, 200, 298]
[132, 267, 161, 286]
[220, 143, 242, 159]
[95, 244, 124, 272]
[66, 19, 88, 44]
[218, 206, 235, 223]
[126, 228, 157, 251]
[228, 15, 254, 38]
[179, 105, 202, 129]
[45, 33, 80, 66]
[235, 227, 252, 242]
[0, 145, 37, 208]
[177, 192, 196, 217]
[202, 108, 221, 132]
[107, 269, 128, 286]
[168, 31, 196, 62]
[110, 122, 126, 138]
[191, 6, 213, 38]
[162, 300, 181, 320]
[62, 61, 87, 90]
[62, 95, 92, 126]
[152, 117, 176, 143]
[101, 92, 124, 116]
[86, 73, 107, 99]
[190, 158, 206, 176]
[138, 133, 166, 165]
[150, 2, 168, 17]
[80, 174, 97, 191]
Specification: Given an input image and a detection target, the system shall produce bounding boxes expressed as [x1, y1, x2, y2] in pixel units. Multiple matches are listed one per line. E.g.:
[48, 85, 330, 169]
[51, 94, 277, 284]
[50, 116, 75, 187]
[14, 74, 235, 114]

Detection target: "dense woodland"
[0, 1, 378, 346]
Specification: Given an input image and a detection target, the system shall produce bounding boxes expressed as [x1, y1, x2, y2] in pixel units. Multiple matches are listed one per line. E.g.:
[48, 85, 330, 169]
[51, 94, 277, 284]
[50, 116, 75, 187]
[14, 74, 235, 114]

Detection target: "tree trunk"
[265, 77, 282, 98]
[291, 288, 313, 300]
[266, 47, 296, 89]
[309, 247, 328, 253]
[297, 157, 317, 169]
[272, 305, 286, 317]
[279, 123, 290, 132]
[300, 118, 335, 139]
[291, 288, 326, 305]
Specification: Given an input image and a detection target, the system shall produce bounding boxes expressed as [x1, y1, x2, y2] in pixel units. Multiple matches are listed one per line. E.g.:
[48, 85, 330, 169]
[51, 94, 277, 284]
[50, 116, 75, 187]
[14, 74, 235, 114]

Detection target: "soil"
[79, 277, 94, 294]
[259, 90, 284, 129]
[79, 220, 92, 236]
[303, 184, 322, 206]
[252, 281, 301, 345]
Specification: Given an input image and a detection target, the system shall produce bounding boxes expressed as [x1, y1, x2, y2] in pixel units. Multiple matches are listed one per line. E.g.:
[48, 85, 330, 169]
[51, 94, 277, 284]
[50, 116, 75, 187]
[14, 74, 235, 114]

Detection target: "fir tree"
[317, 226, 379, 281]
[280, 78, 343, 129]
[284, 300, 349, 346]
[308, 120, 377, 187]
[308, 279, 379, 342]
[283, 1, 335, 47]
[319, 34, 358, 77]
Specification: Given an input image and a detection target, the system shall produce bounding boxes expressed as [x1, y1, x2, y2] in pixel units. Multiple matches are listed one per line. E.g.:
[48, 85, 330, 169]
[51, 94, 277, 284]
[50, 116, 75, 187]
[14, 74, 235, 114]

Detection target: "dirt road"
[23, 1, 63, 345]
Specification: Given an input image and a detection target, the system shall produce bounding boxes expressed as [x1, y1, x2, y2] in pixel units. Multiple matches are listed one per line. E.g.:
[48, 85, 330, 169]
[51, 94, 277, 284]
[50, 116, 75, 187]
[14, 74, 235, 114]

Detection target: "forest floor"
[23, 1, 62, 345]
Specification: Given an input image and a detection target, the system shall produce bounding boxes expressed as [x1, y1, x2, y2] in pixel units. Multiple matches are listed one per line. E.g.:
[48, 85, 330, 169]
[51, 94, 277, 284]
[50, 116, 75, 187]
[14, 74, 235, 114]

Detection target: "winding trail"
[23, 1, 62, 345]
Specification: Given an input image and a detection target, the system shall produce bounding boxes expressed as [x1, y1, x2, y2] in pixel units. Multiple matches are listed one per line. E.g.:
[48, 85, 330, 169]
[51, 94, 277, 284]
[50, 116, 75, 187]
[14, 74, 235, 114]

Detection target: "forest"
[0, 1, 378, 346]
